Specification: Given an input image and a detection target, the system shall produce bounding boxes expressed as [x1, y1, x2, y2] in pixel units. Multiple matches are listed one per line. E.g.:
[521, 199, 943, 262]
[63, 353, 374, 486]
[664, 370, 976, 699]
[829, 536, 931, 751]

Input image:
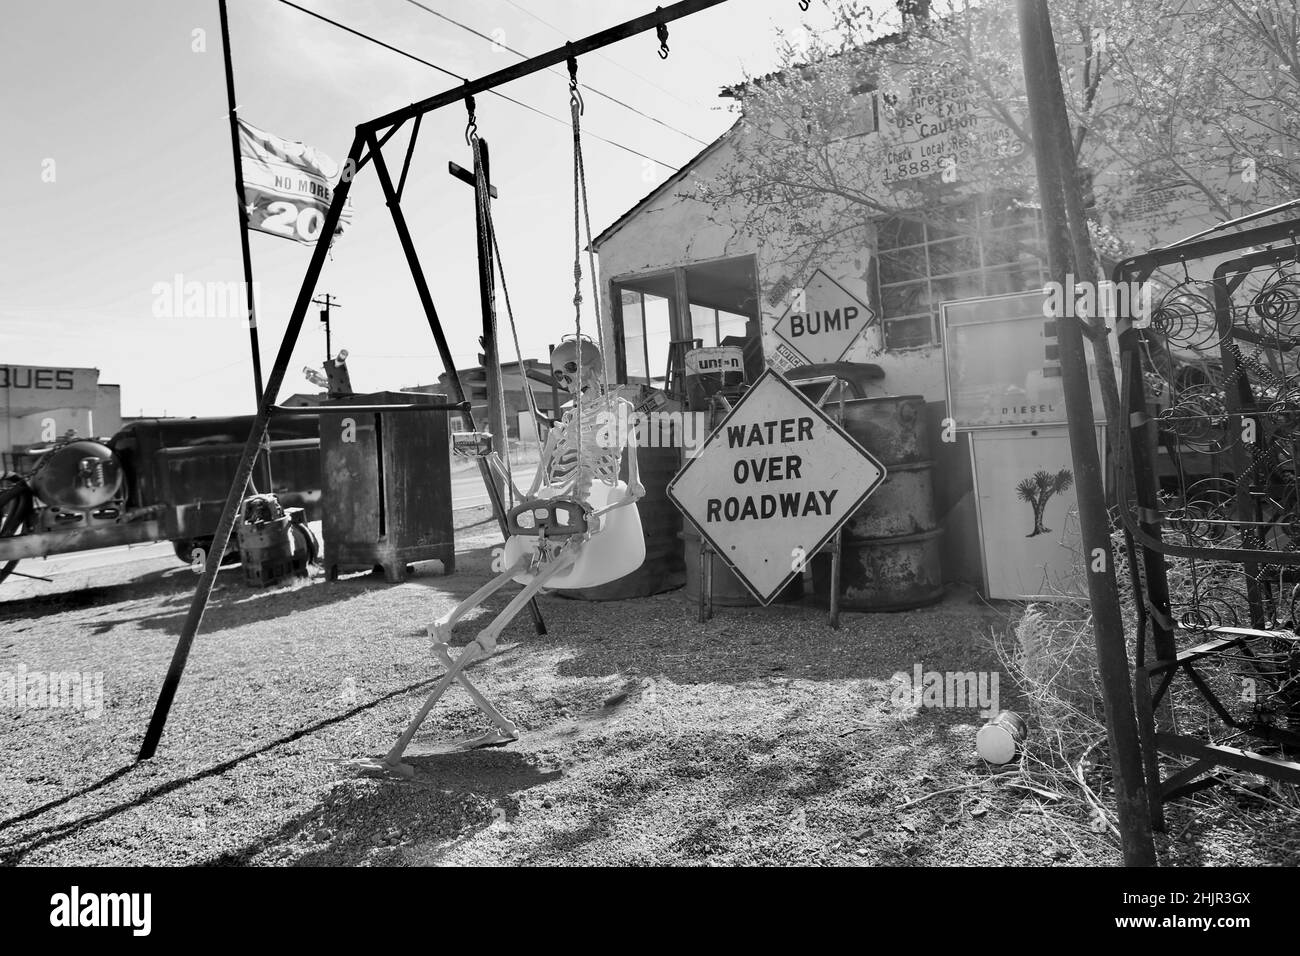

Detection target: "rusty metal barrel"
[681, 526, 803, 606]
[812, 394, 944, 610]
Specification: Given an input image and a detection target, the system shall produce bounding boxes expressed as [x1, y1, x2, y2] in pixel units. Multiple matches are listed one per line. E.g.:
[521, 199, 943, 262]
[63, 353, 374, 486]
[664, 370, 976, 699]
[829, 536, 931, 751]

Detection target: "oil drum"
[812, 395, 944, 611]
[682, 527, 803, 606]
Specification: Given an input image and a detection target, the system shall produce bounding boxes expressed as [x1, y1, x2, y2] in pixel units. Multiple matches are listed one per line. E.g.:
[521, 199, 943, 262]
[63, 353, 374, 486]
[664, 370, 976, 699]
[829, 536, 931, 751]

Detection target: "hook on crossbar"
[464, 91, 478, 145]
[567, 48, 584, 115]
[798, 0, 811, 10]
[655, 15, 669, 58]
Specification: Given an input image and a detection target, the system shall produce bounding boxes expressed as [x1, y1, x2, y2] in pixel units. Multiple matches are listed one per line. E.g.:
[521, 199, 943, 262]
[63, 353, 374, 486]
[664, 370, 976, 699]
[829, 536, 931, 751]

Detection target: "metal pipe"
[138, 129, 370, 761]
[1017, 0, 1155, 866]
[217, 0, 273, 496]
[0, 520, 164, 562]
[217, 0, 264, 406]
[269, 403, 468, 416]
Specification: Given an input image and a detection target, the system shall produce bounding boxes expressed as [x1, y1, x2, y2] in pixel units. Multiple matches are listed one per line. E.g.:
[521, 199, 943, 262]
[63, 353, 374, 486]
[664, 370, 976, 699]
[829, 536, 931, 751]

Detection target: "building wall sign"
[772, 268, 876, 366]
[668, 369, 886, 604]
[875, 81, 1025, 186]
[684, 346, 745, 376]
[0, 366, 100, 415]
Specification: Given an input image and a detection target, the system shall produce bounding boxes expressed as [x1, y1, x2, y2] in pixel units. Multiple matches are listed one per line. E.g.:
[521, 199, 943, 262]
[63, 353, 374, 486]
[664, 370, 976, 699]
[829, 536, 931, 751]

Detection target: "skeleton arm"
[527, 422, 563, 497]
[588, 409, 646, 519]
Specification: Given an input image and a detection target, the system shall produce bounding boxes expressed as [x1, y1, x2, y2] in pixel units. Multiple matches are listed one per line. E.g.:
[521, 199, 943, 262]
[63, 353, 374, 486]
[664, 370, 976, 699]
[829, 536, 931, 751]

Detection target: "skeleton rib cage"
[540, 398, 624, 502]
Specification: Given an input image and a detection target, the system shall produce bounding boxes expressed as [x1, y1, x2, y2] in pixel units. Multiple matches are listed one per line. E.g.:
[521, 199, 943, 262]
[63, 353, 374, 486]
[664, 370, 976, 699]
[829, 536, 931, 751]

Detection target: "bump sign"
[774, 269, 876, 365]
[667, 369, 886, 604]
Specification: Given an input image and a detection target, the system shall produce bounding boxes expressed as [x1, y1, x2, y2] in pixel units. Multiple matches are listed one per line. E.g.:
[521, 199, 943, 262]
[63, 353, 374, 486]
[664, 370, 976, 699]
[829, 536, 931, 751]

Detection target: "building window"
[875, 201, 1048, 350]
[689, 304, 750, 347]
[611, 255, 762, 393]
[617, 287, 672, 388]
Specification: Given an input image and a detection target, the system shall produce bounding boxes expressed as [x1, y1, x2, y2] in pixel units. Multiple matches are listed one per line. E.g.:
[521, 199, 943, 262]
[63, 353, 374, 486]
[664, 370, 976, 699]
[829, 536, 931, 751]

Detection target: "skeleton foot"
[470, 631, 500, 657]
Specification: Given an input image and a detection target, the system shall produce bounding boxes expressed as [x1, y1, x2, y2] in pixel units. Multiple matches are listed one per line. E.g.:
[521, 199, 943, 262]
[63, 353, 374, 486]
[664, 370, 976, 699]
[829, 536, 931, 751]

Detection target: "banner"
[238, 118, 354, 246]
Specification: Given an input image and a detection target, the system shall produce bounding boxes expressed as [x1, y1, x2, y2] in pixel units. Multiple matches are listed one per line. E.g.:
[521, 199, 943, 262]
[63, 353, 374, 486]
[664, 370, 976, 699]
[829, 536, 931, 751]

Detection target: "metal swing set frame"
[137, 0, 730, 761]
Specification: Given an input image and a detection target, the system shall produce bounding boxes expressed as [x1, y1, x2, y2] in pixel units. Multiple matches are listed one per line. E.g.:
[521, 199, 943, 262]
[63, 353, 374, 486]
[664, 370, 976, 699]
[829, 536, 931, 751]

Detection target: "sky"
[0, 0, 893, 419]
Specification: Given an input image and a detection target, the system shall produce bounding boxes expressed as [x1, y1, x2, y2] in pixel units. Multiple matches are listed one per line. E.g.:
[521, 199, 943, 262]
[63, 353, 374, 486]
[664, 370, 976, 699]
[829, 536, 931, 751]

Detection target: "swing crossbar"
[361, 0, 728, 135]
[136, 0, 727, 760]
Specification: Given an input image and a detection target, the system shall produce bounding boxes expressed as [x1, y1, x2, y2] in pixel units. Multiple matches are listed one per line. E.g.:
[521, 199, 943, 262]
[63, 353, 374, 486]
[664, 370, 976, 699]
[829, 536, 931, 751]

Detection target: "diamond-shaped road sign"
[773, 268, 876, 366]
[668, 369, 887, 605]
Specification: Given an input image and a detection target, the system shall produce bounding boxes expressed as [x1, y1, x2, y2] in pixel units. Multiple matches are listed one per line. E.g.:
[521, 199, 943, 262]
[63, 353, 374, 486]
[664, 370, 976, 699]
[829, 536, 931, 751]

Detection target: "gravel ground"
[0, 508, 1294, 866]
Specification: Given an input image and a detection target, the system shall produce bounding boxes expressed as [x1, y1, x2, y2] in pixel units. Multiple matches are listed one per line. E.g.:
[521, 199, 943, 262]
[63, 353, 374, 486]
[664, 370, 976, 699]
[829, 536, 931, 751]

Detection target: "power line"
[400, 0, 712, 146]
[273, 0, 681, 169]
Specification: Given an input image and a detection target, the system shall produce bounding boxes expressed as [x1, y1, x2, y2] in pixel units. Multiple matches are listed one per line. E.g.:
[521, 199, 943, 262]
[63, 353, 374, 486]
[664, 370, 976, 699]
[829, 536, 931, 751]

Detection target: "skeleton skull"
[551, 338, 603, 394]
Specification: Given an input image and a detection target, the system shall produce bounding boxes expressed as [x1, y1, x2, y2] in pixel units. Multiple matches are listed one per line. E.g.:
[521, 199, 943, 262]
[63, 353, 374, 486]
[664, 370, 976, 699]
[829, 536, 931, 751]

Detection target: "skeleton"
[364, 340, 644, 772]
[435, 338, 644, 643]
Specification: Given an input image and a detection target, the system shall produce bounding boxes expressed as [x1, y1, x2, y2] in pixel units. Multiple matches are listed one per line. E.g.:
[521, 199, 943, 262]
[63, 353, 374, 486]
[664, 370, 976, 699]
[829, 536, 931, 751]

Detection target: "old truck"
[0, 414, 322, 585]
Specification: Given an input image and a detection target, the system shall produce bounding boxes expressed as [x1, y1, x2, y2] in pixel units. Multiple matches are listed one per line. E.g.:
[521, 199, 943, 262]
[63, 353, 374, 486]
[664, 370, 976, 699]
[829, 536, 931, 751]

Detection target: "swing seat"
[502, 481, 645, 588]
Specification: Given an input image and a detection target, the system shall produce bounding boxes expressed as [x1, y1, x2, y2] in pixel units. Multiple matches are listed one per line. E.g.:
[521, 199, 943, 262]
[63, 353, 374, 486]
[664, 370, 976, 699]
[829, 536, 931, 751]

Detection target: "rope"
[570, 56, 585, 484]
[568, 54, 614, 493]
[489, 218, 544, 433]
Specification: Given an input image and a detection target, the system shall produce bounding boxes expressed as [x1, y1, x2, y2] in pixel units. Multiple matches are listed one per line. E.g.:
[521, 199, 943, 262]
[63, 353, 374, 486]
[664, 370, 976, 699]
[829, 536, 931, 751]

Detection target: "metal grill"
[1114, 213, 1300, 819]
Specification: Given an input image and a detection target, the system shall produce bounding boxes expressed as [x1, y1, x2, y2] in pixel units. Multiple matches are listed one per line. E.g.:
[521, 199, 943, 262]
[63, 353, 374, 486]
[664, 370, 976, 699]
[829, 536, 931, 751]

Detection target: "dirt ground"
[0, 508, 1295, 866]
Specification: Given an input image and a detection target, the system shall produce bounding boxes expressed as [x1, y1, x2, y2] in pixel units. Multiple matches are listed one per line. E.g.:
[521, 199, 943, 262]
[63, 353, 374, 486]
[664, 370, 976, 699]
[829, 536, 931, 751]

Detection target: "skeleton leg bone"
[426, 553, 531, 641]
[365, 544, 582, 776]
[431, 642, 519, 745]
[472, 544, 581, 654]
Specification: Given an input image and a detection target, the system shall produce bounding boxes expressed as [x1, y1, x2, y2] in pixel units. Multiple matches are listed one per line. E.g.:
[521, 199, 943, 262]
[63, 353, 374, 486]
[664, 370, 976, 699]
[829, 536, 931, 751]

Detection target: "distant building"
[1, 365, 121, 471]
[407, 358, 556, 437]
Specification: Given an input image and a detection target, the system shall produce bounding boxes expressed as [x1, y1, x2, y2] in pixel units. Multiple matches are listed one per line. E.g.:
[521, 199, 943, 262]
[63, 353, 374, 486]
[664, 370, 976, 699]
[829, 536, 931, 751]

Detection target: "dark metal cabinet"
[319, 391, 455, 582]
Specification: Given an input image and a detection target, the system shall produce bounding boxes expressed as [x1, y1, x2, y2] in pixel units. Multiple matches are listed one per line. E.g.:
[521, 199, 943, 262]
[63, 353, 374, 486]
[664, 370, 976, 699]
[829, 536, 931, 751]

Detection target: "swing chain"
[569, 53, 584, 317]
[465, 93, 478, 145]
[656, 19, 669, 58]
[798, 0, 810, 11]
[567, 54, 583, 116]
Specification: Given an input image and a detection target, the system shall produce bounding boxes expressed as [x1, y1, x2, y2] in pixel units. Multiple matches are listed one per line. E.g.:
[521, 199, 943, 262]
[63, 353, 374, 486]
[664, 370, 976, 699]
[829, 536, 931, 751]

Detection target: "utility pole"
[1017, 0, 1156, 866]
[312, 293, 340, 362]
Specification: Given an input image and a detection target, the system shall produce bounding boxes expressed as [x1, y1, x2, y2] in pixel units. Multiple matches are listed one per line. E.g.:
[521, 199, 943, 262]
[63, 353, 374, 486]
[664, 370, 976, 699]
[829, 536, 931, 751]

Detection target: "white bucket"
[976, 710, 1028, 764]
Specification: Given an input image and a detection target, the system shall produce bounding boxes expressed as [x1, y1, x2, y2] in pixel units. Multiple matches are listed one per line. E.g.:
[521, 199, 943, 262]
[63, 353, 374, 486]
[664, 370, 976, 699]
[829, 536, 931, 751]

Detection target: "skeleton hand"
[627, 481, 646, 502]
[585, 512, 603, 536]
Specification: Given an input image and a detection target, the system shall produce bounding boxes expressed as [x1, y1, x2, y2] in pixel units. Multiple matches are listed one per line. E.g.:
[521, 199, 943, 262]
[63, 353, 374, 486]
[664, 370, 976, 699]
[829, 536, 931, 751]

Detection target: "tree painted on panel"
[1016, 468, 1074, 537]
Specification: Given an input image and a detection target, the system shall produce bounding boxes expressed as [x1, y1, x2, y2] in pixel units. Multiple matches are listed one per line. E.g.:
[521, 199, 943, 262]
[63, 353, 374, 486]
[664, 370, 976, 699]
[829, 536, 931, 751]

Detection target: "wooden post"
[470, 140, 507, 502]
